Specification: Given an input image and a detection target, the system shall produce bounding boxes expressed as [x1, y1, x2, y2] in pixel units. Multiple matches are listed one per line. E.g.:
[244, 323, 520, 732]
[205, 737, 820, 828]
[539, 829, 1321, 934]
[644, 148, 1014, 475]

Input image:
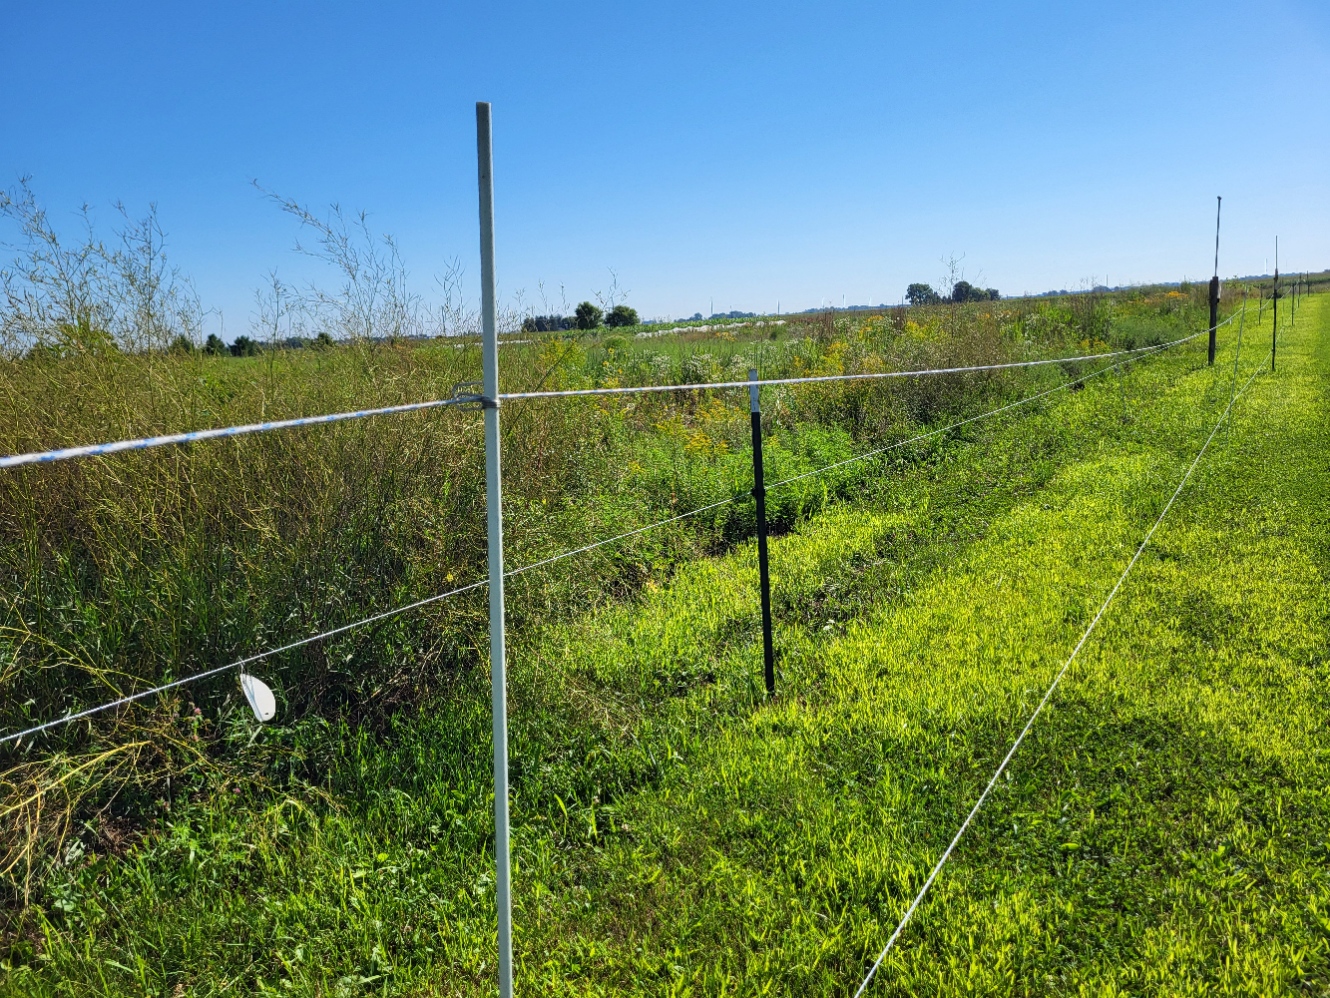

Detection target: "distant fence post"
[1209, 196, 1221, 365]
[749, 370, 775, 695]
[1272, 266, 1279, 373]
[476, 101, 514, 998]
[1266, 238, 1276, 375]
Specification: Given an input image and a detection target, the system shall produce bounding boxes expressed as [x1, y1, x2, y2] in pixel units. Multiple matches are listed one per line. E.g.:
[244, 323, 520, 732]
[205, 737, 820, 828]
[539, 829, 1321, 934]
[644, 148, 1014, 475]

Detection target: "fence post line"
[1208, 196, 1221, 365]
[749, 369, 775, 695]
[476, 100, 514, 998]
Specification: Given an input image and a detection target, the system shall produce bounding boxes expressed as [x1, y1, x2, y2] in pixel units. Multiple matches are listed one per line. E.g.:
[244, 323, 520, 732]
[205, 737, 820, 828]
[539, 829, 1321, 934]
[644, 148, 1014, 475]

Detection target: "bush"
[229, 335, 259, 357]
[167, 334, 195, 354]
[314, 331, 335, 350]
[204, 334, 226, 355]
[605, 305, 639, 328]
[574, 302, 603, 330]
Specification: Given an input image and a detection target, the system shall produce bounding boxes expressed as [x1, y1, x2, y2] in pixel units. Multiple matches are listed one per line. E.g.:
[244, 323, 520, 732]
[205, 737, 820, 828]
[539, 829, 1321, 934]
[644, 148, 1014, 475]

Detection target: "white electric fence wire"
[0, 579, 490, 746]
[0, 397, 472, 469]
[851, 348, 1270, 998]
[0, 502, 746, 747]
[497, 327, 1222, 403]
[767, 337, 1188, 491]
[0, 331, 1205, 748]
[0, 321, 1229, 471]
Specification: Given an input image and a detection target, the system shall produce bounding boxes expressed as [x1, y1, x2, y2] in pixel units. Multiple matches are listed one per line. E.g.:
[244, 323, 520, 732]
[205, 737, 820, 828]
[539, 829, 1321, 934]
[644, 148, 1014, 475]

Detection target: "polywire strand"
[0, 501, 742, 747]
[0, 328, 1205, 747]
[497, 326, 1225, 403]
[0, 579, 489, 746]
[0, 397, 472, 470]
[0, 319, 1233, 471]
[850, 347, 1271, 998]
[766, 337, 1190, 491]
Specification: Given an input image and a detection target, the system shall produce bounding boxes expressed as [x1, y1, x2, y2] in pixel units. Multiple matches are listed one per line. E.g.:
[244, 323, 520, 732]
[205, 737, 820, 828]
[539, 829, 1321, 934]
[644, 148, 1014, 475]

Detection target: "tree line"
[522, 301, 638, 333]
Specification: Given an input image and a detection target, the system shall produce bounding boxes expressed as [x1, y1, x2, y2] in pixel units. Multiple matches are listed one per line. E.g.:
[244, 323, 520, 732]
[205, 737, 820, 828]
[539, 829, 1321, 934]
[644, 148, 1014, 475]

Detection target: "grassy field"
[2, 290, 1325, 994]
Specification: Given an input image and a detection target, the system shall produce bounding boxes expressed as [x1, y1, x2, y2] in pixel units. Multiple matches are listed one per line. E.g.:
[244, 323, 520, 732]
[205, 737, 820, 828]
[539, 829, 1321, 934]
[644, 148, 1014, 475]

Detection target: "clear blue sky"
[3, 1, 1327, 334]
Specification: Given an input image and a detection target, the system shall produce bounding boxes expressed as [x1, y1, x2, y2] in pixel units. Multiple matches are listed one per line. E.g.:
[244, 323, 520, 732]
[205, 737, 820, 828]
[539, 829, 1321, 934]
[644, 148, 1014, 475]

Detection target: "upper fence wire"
[0, 322, 1228, 470]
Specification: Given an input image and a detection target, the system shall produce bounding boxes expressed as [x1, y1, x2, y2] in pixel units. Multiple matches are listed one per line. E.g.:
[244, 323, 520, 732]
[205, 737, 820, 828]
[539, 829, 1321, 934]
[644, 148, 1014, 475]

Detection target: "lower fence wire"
[850, 348, 1270, 997]
[0, 333, 1198, 748]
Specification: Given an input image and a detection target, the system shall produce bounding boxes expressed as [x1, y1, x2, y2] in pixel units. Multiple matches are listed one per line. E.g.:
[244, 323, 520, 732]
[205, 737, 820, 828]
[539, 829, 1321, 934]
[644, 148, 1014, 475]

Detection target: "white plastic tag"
[239, 673, 277, 723]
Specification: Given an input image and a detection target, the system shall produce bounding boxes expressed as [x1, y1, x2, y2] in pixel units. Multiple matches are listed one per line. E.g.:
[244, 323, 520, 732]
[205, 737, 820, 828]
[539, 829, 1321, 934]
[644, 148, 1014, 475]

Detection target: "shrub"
[574, 302, 603, 330]
[605, 305, 639, 328]
[314, 331, 335, 350]
[229, 335, 259, 357]
[168, 334, 195, 354]
[204, 334, 226, 355]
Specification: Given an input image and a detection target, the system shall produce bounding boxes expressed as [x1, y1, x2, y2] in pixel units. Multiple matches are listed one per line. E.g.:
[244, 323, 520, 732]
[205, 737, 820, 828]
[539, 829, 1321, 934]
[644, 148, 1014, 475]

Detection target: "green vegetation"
[3, 286, 1321, 993]
[575, 302, 603, 330]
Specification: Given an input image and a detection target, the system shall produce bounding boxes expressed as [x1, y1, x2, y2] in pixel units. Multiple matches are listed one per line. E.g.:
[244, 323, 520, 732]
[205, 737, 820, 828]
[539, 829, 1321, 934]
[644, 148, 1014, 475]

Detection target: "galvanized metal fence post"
[476, 101, 514, 998]
[748, 370, 775, 695]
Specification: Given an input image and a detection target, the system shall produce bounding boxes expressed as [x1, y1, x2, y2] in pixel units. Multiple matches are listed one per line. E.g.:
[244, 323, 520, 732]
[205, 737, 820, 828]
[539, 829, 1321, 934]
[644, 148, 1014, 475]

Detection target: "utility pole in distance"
[1208, 196, 1221, 365]
[476, 101, 514, 998]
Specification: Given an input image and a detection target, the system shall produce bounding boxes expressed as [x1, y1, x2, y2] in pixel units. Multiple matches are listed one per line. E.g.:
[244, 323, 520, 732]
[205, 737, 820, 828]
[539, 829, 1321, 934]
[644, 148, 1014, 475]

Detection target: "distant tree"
[574, 301, 603, 329]
[951, 281, 992, 304]
[168, 334, 195, 354]
[906, 283, 942, 306]
[230, 335, 259, 357]
[522, 314, 573, 332]
[986, 288, 1000, 301]
[605, 304, 639, 327]
[314, 331, 335, 349]
[204, 333, 226, 355]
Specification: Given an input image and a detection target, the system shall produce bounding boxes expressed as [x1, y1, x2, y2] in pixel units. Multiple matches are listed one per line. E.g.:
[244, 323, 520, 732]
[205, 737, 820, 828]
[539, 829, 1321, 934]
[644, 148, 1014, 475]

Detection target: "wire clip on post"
[749, 369, 775, 695]
[451, 381, 498, 409]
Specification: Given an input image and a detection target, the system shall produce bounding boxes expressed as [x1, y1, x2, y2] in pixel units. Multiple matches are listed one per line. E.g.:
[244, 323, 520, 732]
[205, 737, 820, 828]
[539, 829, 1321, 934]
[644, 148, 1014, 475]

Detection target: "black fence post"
[1272, 266, 1279, 372]
[749, 369, 775, 695]
[1209, 195, 1221, 365]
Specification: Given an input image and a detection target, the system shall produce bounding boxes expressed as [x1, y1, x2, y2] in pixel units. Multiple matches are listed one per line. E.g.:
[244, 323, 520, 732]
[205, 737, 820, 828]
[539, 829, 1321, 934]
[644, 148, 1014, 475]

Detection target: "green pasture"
[3, 292, 1326, 994]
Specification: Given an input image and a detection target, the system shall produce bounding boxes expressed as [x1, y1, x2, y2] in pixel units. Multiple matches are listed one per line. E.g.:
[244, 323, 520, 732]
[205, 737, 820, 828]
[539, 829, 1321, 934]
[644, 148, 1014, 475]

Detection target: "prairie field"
[1, 287, 1326, 995]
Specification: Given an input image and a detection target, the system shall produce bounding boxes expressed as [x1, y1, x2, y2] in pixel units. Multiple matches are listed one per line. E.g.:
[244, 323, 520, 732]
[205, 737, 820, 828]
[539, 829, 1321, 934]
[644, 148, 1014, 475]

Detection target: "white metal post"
[476, 101, 513, 998]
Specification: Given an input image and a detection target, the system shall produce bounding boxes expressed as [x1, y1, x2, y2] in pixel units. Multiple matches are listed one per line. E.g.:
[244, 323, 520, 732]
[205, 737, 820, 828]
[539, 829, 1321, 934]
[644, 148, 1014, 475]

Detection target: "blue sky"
[3, 1, 1327, 335]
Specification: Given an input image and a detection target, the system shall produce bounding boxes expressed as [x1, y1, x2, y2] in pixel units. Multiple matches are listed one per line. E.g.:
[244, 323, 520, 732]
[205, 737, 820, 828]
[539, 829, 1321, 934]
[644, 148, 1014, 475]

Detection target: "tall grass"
[0, 288, 1206, 904]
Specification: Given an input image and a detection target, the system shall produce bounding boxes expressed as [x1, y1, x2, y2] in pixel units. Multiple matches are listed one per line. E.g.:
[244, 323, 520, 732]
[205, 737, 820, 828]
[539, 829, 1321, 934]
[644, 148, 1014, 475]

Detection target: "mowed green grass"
[8, 298, 1328, 995]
